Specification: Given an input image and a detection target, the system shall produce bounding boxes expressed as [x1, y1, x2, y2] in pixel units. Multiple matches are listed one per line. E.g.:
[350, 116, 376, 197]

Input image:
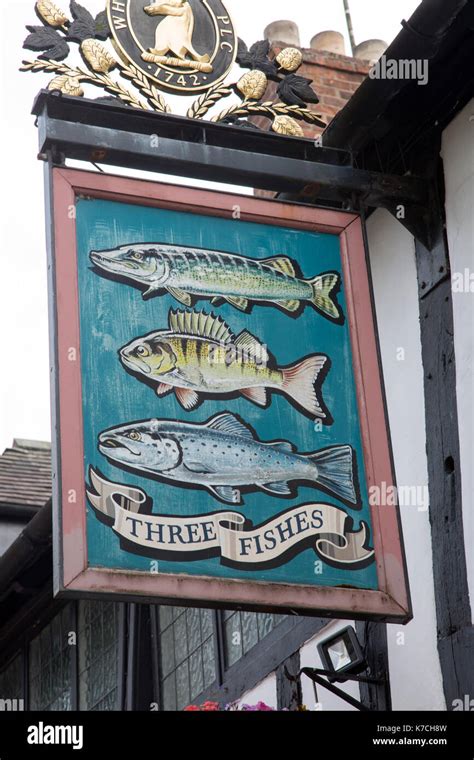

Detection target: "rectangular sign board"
[48, 167, 411, 622]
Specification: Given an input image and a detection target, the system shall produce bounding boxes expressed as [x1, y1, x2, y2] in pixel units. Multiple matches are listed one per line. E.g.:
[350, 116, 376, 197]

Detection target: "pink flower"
[254, 701, 275, 711]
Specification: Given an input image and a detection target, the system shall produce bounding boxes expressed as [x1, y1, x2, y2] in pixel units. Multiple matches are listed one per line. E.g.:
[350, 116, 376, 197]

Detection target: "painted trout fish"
[98, 413, 357, 505]
[89, 243, 342, 321]
[119, 309, 330, 419]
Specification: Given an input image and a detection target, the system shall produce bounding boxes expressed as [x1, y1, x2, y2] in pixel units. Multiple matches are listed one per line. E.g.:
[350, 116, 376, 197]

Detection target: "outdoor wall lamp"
[317, 625, 366, 683]
[285, 626, 389, 712]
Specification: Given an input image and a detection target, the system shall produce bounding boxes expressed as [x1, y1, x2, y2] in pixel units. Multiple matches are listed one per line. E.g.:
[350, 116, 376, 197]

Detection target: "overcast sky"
[0, 0, 420, 452]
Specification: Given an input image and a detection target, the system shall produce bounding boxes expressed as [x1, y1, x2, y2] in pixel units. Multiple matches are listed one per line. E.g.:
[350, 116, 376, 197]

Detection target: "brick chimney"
[254, 21, 387, 140]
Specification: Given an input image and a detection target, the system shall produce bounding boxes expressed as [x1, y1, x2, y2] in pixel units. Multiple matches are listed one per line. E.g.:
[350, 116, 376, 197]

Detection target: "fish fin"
[156, 382, 173, 397]
[225, 296, 249, 311]
[268, 440, 295, 453]
[234, 331, 269, 364]
[175, 387, 200, 411]
[308, 445, 357, 504]
[260, 256, 296, 277]
[240, 386, 268, 407]
[169, 309, 234, 343]
[208, 485, 242, 505]
[260, 481, 293, 496]
[206, 412, 255, 439]
[275, 299, 301, 313]
[167, 287, 193, 306]
[309, 273, 342, 322]
[185, 461, 215, 474]
[143, 285, 160, 298]
[281, 354, 328, 419]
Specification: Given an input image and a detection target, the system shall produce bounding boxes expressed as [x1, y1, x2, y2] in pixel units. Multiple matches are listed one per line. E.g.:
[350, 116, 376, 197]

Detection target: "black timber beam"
[32, 90, 428, 213]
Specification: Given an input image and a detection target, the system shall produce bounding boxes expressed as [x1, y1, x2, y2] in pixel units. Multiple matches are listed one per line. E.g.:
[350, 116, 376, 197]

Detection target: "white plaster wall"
[366, 209, 445, 710]
[442, 99, 474, 615]
[238, 673, 278, 709]
[299, 621, 360, 711]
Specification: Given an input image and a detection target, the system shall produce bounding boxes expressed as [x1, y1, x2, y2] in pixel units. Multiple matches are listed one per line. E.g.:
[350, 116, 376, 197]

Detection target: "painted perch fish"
[98, 413, 358, 506]
[119, 309, 330, 420]
[89, 243, 343, 321]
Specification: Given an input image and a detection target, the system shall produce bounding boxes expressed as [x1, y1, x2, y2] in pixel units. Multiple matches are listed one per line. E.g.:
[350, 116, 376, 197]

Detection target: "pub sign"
[49, 168, 411, 621]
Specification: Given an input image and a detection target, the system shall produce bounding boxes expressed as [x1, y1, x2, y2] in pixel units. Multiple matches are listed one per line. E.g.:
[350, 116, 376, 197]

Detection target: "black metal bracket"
[285, 666, 389, 712]
[32, 90, 430, 233]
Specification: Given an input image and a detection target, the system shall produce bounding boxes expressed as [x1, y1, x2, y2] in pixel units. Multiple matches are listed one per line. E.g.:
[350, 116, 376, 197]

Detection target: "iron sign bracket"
[285, 666, 389, 712]
[32, 90, 431, 244]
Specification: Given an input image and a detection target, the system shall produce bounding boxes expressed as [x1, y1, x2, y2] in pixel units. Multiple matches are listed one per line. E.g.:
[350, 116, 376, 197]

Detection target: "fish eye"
[136, 345, 150, 357]
[128, 431, 142, 441]
[132, 252, 144, 261]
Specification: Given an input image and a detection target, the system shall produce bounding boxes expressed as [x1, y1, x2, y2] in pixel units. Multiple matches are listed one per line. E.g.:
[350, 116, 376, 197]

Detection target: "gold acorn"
[272, 115, 305, 137]
[236, 70, 268, 100]
[81, 39, 117, 74]
[48, 75, 84, 97]
[35, 0, 69, 28]
[276, 47, 303, 72]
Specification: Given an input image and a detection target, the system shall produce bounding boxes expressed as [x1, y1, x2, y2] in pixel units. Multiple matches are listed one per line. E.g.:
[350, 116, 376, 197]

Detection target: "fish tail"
[281, 355, 328, 419]
[309, 272, 342, 322]
[307, 445, 357, 504]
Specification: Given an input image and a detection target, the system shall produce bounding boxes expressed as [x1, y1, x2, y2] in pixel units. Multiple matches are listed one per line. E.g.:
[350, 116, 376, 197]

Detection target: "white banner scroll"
[86, 467, 374, 570]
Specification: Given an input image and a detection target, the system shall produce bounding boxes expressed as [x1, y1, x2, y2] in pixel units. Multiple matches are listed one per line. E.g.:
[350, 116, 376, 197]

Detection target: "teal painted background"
[75, 197, 378, 590]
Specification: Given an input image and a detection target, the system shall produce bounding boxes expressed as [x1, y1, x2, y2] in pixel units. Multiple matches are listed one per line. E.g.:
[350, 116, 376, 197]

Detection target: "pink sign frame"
[49, 166, 411, 623]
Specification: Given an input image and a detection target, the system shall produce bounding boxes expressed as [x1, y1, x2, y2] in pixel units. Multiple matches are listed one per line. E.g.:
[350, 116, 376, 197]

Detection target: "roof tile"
[0, 440, 52, 510]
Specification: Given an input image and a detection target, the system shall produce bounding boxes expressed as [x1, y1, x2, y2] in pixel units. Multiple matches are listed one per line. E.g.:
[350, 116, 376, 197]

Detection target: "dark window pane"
[93, 691, 117, 712]
[78, 601, 121, 711]
[186, 608, 201, 654]
[161, 675, 176, 711]
[202, 638, 216, 689]
[30, 676, 40, 707]
[29, 605, 74, 711]
[257, 613, 279, 639]
[200, 609, 214, 641]
[224, 611, 285, 669]
[0, 654, 23, 708]
[156, 607, 217, 710]
[103, 604, 117, 650]
[189, 649, 203, 701]
[175, 662, 190, 711]
[160, 626, 175, 678]
[158, 606, 173, 632]
[224, 613, 242, 667]
[51, 616, 61, 651]
[241, 611, 259, 654]
[29, 637, 41, 678]
[174, 613, 188, 665]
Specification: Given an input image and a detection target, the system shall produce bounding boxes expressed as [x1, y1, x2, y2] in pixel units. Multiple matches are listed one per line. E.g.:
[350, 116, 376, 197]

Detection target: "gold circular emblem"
[107, 0, 237, 94]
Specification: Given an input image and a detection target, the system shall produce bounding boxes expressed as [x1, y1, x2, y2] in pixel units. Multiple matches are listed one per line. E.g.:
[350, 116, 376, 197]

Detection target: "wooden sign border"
[48, 166, 411, 623]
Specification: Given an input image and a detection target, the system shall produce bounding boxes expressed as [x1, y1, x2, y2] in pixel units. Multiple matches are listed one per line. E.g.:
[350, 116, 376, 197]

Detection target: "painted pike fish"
[98, 413, 357, 506]
[89, 243, 342, 321]
[119, 310, 330, 419]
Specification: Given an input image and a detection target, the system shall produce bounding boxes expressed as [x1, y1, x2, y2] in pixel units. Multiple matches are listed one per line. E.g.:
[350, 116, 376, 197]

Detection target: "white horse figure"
[144, 1, 210, 64]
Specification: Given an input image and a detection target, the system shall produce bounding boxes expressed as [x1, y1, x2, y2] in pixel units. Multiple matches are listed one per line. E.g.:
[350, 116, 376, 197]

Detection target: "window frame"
[0, 596, 330, 712]
[151, 606, 329, 709]
[0, 597, 127, 712]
